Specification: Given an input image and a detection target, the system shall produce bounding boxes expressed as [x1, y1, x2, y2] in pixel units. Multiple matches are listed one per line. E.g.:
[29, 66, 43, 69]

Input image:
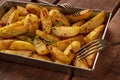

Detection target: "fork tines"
[58, 3, 80, 16]
[76, 39, 103, 60]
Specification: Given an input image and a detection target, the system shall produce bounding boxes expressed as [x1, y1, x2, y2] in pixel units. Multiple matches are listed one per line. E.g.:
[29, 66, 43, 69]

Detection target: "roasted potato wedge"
[17, 6, 28, 16]
[79, 11, 105, 33]
[6, 10, 19, 25]
[0, 50, 32, 57]
[48, 45, 71, 63]
[40, 7, 52, 33]
[66, 9, 93, 23]
[0, 7, 15, 24]
[31, 53, 52, 62]
[72, 20, 85, 27]
[52, 26, 81, 37]
[52, 35, 85, 51]
[0, 40, 14, 50]
[9, 41, 35, 52]
[49, 9, 70, 26]
[24, 14, 39, 34]
[0, 25, 27, 38]
[33, 38, 49, 55]
[74, 58, 89, 69]
[84, 24, 105, 43]
[36, 30, 60, 42]
[26, 4, 41, 17]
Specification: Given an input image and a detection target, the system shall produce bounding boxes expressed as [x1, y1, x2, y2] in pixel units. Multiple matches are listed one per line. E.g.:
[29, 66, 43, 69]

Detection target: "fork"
[76, 39, 120, 60]
[58, 3, 80, 16]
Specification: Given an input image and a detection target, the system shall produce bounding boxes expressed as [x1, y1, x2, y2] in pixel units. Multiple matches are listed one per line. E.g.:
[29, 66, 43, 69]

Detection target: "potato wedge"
[24, 14, 39, 34]
[0, 25, 28, 38]
[74, 58, 89, 69]
[52, 26, 81, 37]
[72, 20, 85, 27]
[84, 25, 105, 43]
[17, 6, 28, 16]
[33, 38, 49, 55]
[79, 11, 105, 33]
[48, 45, 71, 63]
[49, 9, 70, 26]
[40, 7, 52, 33]
[26, 4, 41, 17]
[66, 9, 93, 22]
[0, 40, 14, 50]
[31, 53, 52, 62]
[36, 30, 60, 42]
[86, 52, 96, 68]
[9, 41, 35, 52]
[52, 35, 85, 51]
[1, 7, 15, 24]
[0, 50, 32, 57]
[6, 10, 19, 25]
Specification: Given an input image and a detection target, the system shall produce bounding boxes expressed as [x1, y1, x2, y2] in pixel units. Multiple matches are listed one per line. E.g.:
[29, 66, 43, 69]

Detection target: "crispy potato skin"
[49, 9, 70, 26]
[9, 41, 35, 52]
[79, 11, 105, 33]
[66, 9, 93, 23]
[52, 26, 81, 37]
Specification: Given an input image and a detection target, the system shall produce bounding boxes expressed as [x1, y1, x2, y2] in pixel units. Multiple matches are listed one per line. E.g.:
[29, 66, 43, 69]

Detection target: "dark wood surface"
[0, 0, 120, 80]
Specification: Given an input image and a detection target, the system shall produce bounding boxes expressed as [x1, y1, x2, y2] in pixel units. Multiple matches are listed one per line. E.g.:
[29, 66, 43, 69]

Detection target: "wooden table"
[0, 0, 120, 80]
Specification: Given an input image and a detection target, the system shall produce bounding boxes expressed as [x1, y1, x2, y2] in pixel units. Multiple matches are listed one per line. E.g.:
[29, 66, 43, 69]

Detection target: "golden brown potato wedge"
[17, 6, 28, 16]
[48, 45, 71, 64]
[26, 4, 41, 17]
[79, 11, 105, 33]
[0, 50, 32, 57]
[49, 9, 70, 26]
[18, 16, 25, 21]
[66, 9, 93, 23]
[1, 7, 15, 24]
[73, 58, 90, 69]
[24, 14, 39, 34]
[33, 38, 49, 55]
[7, 10, 19, 25]
[0, 40, 14, 50]
[52, 35, 85, 51]
[52, 26, 81, 37]
[40, 7, 52, 33]
[86, 52, 96, 68]
[72, 20, 85, 27]
[30, 53, 52, 62]
[36, 30, 60, 42]
[9, 41, 35, 52]
[84, 24, 105, 43]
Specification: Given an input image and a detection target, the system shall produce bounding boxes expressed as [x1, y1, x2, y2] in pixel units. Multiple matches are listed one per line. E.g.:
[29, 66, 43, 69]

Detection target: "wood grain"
[0, 60, 71, 80]
[72, 9, 120, 80]
[58, 0, 120, 12]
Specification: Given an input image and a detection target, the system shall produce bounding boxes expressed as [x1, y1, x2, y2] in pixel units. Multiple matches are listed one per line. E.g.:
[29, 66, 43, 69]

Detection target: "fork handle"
[111, 41, 120, 46]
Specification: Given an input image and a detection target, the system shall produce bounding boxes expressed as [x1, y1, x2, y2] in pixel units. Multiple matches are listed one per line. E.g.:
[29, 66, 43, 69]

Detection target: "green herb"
[35, 35, 41, 44]
[55, 21, 65, 26]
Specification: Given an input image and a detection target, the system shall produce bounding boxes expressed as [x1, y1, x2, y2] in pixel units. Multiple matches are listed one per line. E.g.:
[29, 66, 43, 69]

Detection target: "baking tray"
[0, 0, 112, 77]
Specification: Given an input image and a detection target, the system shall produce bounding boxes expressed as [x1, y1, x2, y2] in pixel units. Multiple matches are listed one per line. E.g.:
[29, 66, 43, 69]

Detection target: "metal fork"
[58, 3, 80, 16]
[76, 39, 120, 60]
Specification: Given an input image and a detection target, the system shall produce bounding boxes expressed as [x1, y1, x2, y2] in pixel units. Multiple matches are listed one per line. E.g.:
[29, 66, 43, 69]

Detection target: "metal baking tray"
[0, 0, 112, 77]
